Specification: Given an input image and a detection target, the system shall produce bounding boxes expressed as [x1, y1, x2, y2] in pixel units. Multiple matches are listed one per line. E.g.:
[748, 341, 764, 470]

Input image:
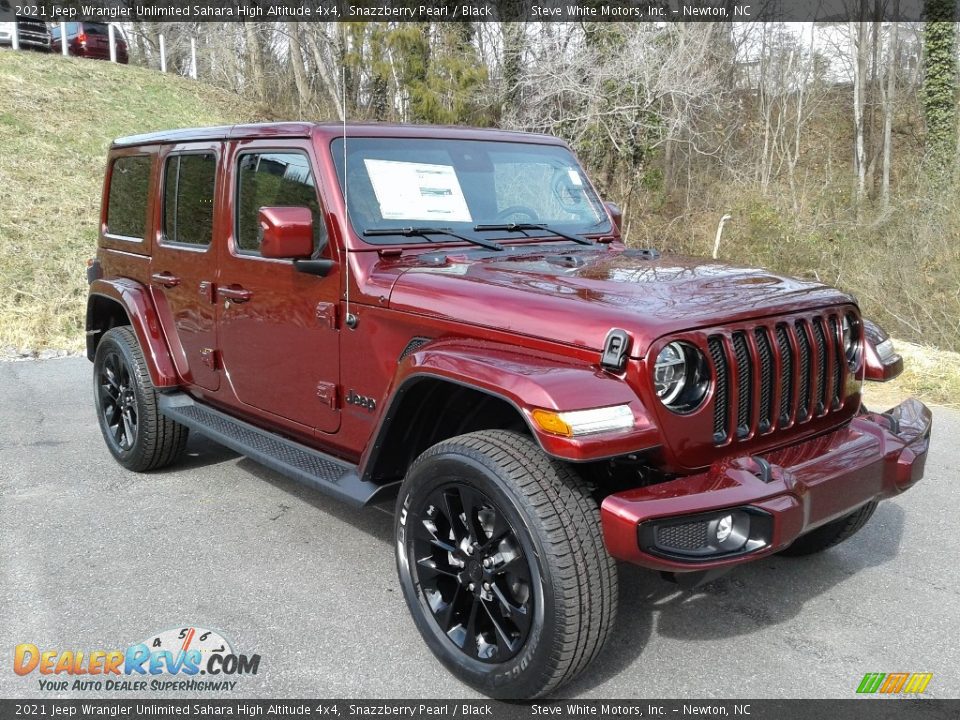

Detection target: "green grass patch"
[0, 50, 253, 352]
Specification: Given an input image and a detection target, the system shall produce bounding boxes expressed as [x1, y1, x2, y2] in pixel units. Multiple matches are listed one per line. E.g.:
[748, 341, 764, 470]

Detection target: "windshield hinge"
[316, 302, 338, 330]
[600, 328, 631, 372]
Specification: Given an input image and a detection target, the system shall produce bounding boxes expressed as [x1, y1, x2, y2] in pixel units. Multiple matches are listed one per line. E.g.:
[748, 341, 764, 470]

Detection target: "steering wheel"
[494, 205, 541, 223]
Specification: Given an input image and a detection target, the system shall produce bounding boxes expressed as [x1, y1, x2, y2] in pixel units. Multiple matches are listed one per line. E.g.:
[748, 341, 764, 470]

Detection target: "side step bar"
[158, 393, 395, 508]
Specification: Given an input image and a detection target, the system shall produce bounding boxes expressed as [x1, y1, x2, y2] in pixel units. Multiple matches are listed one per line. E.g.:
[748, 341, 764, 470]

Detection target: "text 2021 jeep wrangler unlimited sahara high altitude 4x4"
[87, 123, 932, 698]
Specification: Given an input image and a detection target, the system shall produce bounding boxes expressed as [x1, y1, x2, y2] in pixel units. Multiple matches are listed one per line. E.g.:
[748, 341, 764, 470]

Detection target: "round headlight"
[653, 342, 710, 413]
[842, 313, 861, 370]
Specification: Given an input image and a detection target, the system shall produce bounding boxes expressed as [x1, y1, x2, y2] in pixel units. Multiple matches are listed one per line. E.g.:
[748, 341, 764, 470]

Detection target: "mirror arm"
[294, 259, 335, 277]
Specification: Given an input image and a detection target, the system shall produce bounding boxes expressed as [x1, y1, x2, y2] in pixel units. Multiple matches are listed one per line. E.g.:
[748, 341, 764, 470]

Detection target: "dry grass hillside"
[0, 50, 253, 353]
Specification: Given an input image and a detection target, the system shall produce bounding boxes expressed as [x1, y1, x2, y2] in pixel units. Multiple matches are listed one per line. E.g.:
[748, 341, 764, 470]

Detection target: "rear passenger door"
[150, 143, 221, 392]
[216, 140, 341, 435]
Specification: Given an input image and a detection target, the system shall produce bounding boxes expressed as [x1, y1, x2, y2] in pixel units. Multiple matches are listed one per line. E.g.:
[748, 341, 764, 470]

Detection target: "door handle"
[151, 272, 181, 289]
[217, 285, 253, 303]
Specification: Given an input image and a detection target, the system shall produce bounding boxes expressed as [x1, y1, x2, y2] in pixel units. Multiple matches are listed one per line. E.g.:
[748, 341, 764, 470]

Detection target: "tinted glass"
[331, 138, 609, 243]
[163, 154, 216, 246]
[83, 23, 107, 35]
[106, 156, 152, 239]
[236, 152, 323, 254]
[50, 22, 80, 39]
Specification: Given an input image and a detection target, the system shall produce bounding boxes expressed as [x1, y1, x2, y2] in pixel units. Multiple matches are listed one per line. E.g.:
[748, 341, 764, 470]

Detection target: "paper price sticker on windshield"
[364, 159, 472, 223]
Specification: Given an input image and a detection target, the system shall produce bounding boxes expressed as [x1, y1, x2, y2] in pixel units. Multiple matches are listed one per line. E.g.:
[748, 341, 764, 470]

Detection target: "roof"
[110, 122, 566, 148]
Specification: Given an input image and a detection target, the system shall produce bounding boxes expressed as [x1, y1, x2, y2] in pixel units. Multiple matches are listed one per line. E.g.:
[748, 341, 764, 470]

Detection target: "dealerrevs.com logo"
[13, 626, 261, 692]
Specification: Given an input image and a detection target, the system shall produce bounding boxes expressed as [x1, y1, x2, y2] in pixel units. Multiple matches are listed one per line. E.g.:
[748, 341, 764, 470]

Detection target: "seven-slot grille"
[708, 313, 848, 445]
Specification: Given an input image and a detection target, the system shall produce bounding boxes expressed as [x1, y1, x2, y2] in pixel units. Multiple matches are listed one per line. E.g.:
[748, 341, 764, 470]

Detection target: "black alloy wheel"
[97, 349, 138, 452]
[93, 326, 188, 472]
[396, 430, 618, 699]
[411, 483, 534, 663]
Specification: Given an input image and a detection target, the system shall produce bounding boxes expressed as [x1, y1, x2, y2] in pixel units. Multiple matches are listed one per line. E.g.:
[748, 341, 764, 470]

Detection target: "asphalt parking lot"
[1, 357, 958, 699]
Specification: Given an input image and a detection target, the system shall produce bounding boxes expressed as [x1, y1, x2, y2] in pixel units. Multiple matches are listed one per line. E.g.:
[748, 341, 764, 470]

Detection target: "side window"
[163, 153, 216, 247]
[236, 151, 325, 255]
[106, 156, 152, 240]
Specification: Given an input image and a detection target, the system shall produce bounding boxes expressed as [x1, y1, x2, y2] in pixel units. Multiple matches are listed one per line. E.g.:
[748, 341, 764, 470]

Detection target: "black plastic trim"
[158, 393, 395, 508]
[637, 507, 774, 563]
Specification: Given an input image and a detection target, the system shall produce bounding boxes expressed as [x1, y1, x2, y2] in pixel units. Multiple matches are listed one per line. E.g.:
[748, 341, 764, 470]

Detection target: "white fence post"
[159, 33, 166, 72]
[190, 37, 197, 79]
[10, 23, 18, 50]
[108, 23, 116, 63]
[59, 22, 68, 56]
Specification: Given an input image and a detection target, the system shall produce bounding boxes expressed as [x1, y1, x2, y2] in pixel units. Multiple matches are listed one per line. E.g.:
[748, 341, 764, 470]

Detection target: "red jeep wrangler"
[87, 123, 931, 698]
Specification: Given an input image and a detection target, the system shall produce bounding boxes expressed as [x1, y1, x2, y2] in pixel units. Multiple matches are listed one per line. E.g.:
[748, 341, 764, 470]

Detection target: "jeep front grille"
[709, 312, 848, 445]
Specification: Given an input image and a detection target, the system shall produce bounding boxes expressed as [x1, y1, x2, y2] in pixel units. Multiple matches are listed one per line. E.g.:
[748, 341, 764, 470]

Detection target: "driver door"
[216, 140, 341, 435]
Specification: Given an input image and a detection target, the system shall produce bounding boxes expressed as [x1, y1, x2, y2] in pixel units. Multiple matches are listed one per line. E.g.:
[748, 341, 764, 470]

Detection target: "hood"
[386, 247, 854, 357]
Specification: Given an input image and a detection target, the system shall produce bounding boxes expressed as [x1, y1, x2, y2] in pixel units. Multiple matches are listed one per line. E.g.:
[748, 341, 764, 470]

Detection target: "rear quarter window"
[106, 155, 152, 240]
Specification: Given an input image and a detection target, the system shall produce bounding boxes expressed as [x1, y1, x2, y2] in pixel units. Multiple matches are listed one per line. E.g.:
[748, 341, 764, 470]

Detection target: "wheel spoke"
[479, 511, 512, 551]
[480, 598, 519, 654]
[496, 553, 526, 575]
[457, 486, 483, 544]
[438, 584, 463, 633]
[100, 382, 118, 402]
[462, 598, 480, 657]
[121, 411, 134, 449]
[103, 400, 119, 425]
[440, 489, 471, 545]
[413, 517, 458, 555]
[492, 582, 531, 632]
[416, 556, 460, 581]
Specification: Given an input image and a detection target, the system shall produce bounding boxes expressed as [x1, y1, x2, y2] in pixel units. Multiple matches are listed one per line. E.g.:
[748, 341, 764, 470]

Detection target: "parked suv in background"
[0, 1, 51, 52]
[51, 21, 128, 63]
[86, 122, 931, 698]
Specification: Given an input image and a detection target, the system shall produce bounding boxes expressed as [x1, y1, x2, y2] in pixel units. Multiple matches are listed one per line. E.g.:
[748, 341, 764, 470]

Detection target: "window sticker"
[567, 169, 584, 186]
[364, 159, 472, 223]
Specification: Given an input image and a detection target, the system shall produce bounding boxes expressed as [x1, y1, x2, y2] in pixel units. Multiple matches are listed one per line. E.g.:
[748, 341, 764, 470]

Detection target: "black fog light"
[638, 508, 772, 561]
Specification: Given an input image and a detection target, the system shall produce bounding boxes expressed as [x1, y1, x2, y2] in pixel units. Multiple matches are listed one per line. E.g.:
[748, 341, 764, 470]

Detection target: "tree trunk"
[881, 18, 899, 209]
[287, 22, 311, 118]
[851, 21, 868, 205]
[242, 20, 266, 101]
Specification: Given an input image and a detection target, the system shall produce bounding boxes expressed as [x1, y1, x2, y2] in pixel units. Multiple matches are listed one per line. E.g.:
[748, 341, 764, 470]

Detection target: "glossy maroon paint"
[89, 122, 931, 572]
[259, 207, 314, 260]
[601, 398, 932, 570]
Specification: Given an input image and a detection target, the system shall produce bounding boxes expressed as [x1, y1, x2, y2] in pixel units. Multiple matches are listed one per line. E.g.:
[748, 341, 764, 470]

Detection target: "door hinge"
[316, 381, 338, 409]
[199, 281, 216, 304]
[200, 348, 219, 370]
[316, 302, 338, 330]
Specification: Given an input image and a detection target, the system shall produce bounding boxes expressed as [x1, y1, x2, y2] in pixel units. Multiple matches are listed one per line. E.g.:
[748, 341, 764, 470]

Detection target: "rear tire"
[395, 430, 617, 699]
[779, 501, 878, 557]
[93, 326, 188, 472]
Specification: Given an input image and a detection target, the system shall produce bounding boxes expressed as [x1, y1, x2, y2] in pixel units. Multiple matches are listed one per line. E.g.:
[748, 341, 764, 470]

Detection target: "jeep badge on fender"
[346, 390, 376, 411]
[86, 122, 932, 699]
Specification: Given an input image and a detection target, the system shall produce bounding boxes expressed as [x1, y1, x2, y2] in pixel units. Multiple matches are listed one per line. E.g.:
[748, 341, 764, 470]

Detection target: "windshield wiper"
[364, 226, 504, 251]
[473, 223, 594, 246]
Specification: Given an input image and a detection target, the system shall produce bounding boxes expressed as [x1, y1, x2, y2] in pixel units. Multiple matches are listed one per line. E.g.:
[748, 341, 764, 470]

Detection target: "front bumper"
[600, 397, 932, 572]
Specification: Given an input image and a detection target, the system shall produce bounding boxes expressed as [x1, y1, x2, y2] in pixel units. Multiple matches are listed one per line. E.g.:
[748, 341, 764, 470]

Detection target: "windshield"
[331, 137, 610, 244]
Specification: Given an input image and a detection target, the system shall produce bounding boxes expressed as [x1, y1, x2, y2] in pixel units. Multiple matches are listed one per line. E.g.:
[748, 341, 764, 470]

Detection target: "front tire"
[93, 326, 188, 472]
[395, 430, 617, 699]
[779, 500, 878, 557]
